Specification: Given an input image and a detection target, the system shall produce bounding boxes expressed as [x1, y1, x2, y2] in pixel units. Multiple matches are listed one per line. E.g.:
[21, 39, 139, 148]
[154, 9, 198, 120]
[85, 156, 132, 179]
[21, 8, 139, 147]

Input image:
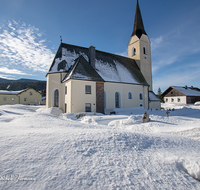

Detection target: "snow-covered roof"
[149, 91, 161, 101]
[47, 43, 149, 86]
[0, 89, 27, 95]
[172, 86, 200, 96]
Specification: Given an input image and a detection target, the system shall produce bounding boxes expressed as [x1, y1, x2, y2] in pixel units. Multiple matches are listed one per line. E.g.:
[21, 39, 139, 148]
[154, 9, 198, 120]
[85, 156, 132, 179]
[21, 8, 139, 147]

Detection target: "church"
[46, 0, 161, 113]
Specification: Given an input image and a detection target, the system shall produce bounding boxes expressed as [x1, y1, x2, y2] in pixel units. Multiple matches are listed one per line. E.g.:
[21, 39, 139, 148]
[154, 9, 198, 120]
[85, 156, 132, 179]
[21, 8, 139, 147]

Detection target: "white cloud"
[153, 66, 200, 92]
[116, 49, 128, 57]
[150, 36, 163, 51]
[0, 74, 15, 80]
[0, 20, 54, 72]
[0, 67, 31, 75]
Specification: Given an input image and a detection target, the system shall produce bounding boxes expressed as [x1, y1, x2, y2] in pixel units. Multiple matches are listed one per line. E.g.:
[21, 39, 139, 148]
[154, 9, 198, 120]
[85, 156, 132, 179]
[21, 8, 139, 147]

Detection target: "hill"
[0, 77, 39, 83]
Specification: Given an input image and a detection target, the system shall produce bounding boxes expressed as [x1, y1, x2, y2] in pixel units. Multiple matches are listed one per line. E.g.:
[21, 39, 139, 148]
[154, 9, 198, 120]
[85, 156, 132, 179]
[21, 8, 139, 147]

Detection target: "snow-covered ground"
[0, 103, 200, 189]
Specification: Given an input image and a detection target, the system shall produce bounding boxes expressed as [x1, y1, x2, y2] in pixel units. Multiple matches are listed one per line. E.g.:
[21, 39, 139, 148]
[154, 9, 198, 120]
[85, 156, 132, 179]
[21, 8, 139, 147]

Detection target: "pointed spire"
[131, 0, 147, 38]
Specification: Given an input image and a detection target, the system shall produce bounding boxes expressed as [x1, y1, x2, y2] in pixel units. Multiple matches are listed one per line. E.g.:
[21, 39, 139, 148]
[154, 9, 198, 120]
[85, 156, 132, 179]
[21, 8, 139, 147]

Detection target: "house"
[0, 88, 42, 105]
[46, 0, 161, 113]
[162, 86, 200, 104]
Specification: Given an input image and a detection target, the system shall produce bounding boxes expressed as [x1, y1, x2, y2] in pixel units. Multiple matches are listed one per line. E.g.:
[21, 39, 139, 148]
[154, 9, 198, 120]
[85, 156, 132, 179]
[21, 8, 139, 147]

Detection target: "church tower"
[128, 0, 152, 91]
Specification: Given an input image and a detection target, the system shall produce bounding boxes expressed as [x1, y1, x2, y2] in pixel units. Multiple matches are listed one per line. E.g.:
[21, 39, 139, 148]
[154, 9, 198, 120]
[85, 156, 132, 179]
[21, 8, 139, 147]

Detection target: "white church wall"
[104, 82, 148, 110]
[64, 80, 72, 113]
[46, 73, 65, 111]
[70, 80, 96, 113]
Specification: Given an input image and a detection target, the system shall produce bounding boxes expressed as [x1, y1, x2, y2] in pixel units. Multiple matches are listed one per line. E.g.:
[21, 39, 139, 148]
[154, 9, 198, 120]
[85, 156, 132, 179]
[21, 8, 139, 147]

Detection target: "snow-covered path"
[0, 104, 200, 189]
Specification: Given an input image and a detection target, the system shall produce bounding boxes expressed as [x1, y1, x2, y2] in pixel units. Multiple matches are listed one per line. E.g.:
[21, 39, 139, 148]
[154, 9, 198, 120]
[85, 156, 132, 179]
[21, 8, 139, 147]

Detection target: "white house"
[46, 0, 161, 113]
[162, 86, 200, 104]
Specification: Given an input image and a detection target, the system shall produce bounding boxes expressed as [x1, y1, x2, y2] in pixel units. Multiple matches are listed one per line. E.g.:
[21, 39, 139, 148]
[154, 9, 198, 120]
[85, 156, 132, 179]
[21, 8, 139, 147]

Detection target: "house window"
[139, 93, 143, 100]
[171, 98, 174, 102]
[29, 92, 33, 96]
[115, 92, 121, 108]
[12, 97, 15, 101]
[54, 89, 59, 107]
[85, 85, 91, 94]
[143, 47, 147, 55]
[132, 47, 136, 56]
[140, 104, 143, 107]
[178, 98, 181, 102]
[24, 98, 27, 102]
[171, 91, 173, 94]
[85, 103, 91, 112]
[3, 97, 7, 101]
[65, 86, 67, 94]
[166, 98, 168, 102]
[128, 92, 132, 99]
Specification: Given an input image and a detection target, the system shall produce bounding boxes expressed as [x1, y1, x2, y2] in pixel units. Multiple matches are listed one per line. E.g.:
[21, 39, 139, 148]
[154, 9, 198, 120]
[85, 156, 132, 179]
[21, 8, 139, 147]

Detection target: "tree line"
[0, 81, 46, 96]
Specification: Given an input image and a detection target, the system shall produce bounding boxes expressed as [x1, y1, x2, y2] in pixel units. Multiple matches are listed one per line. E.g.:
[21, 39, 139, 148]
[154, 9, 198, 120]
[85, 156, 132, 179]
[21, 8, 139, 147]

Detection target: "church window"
[140, 104, 143, 107]
[85, 103, 91, 112]
[128, 92, 132, 99]
[54, 89, 59, 107]
[85, 85, 91, 94]
[115, 92, 121, 108]
[143, 47, 147, 55]
[65, 86, 67, 94]
[139, 93, 143, 100]
[132, 47, 136, 56]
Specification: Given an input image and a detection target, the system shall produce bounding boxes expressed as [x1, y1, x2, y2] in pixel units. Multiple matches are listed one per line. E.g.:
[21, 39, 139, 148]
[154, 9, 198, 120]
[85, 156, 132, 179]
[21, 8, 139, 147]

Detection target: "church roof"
[131, 0, 147, 39]
[47, 43, 149, 86]
[63, 55, 104, 82]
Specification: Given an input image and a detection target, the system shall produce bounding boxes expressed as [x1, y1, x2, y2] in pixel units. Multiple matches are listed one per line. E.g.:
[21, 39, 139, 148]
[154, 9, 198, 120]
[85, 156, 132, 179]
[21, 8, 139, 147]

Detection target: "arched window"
[139, 93, 143, 100]
[128, 92, 132, 99]
[132, 47, 136, 56]
[143, 47, 147, 55]
[115, 92, 121, 108]
[54, 89, 59, 107]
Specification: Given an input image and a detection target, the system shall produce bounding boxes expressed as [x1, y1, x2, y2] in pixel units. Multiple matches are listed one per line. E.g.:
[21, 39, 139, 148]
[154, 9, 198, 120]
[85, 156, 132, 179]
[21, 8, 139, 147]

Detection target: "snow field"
[0, 104, 200, 189]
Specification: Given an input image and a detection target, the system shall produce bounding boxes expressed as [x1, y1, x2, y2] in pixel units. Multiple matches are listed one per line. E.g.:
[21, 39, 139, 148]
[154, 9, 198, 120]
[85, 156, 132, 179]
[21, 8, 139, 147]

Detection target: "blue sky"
[0, 0, 200, 93]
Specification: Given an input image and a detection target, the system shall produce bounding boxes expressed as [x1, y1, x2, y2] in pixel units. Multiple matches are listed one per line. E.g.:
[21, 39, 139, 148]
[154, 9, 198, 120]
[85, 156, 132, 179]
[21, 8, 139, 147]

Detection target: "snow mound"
[61, 113, 78, 120]
[81, 116, 97, 125]
[108, 115, 142, 127]
[36, 107, 63, 116]
[178, 158, 200, 181]
[0, 110, 6, 116]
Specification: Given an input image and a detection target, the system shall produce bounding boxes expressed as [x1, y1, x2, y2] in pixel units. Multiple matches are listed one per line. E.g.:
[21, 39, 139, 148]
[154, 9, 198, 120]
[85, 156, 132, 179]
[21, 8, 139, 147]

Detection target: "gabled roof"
[47, 43, 149, 86]
[63, 55, 104, 82]
[131, 0, 147, 39]
[162, 86, 200, 97]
